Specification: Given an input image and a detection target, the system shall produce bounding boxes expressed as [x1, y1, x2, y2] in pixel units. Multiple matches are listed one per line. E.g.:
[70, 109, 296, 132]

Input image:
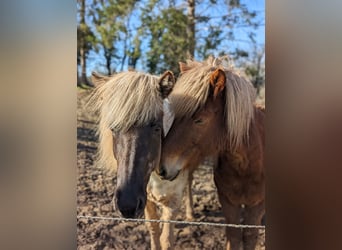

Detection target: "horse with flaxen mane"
[89, 70, 195, 250]
[158, 57, 265, 250]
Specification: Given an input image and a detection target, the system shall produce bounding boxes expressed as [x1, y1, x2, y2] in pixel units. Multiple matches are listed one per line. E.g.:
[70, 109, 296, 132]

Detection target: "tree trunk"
[187, 0, 195, 58]
[105, 51, 112, 75]
[79, 0, 89, 86]
[120, 33, 128, 71]
[131, 56, 138, 69]
[120, 54, 127, 72]
[80, 47, 89, 85]
[77, 64, 80, 86]
[255, 47, 264, 92]
[77, 48, 80, 86]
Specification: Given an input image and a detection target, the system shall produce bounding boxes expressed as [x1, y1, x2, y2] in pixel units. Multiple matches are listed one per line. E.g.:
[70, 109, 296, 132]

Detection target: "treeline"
[77, 0, 264, 89]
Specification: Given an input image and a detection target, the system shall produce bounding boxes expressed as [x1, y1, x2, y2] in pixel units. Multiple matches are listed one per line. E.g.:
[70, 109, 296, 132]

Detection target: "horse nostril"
[159, 166, 166, 177]
[136, 197, 145, 213]
[120, 208, 136, 218]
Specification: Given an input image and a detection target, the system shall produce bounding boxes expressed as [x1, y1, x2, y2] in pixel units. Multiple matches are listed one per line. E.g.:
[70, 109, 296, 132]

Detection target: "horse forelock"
[170, 56, 256, 149]
[91, 71, 163, 132]
[89, 71, 164, 171]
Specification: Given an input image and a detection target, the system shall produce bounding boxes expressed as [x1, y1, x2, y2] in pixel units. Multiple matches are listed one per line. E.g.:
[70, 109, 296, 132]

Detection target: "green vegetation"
[77, 0, 265, 90]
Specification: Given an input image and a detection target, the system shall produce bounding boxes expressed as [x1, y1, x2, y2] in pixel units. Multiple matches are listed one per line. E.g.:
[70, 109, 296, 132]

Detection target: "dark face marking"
[112, 117, 163, 218]
[110, 70, 175, 218]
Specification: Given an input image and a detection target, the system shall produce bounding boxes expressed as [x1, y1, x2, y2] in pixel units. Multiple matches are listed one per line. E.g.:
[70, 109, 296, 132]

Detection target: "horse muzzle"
[114, 189, 146, 218]
[157, 165, 180, 181]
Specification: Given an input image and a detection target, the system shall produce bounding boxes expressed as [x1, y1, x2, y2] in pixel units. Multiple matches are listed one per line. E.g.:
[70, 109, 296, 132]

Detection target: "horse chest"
[147, 171, 188, 205]
[215, 153, 264, 206]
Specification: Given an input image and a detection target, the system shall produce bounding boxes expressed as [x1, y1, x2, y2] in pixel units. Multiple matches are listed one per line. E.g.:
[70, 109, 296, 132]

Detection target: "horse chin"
[166, 170, 181, 181]
[135, 209, 144, 219]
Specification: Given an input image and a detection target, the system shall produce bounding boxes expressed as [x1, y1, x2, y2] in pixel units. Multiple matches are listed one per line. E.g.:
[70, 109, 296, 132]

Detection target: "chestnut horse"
[90, 71, 194, 250]
[158, 57, 265, 250]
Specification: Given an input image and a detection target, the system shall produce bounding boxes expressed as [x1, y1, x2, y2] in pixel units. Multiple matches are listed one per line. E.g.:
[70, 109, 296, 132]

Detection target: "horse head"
[92, 70, 175, 218]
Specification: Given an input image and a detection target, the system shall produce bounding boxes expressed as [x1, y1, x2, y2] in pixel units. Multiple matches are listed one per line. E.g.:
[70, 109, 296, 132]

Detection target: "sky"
[84, 0, 265, 75]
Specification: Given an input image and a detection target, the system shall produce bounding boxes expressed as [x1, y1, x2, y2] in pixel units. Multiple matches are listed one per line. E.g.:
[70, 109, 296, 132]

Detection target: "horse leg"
[160, 204, 176, 250]
[145, 199, 161, 250]
[242, 201, 265, 250]
[219, 196, 243, 250]
[185, 172, 194, 221]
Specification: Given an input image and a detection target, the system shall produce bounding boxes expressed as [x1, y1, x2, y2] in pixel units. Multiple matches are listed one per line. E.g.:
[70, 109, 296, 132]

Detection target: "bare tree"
[187, 0, 195, 58]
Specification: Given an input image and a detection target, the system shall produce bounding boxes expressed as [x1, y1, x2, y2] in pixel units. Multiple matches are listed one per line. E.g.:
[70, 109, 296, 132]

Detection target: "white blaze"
[163, 99, 175, 136]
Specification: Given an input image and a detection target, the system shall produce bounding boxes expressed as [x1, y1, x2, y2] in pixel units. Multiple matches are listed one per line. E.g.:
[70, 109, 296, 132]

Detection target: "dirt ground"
[77, 88, 265, 250]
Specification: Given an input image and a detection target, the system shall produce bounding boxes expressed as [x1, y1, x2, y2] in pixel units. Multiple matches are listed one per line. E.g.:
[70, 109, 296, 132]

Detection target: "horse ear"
[159, 70, 175, 98]
[179, 62, 192, 73]
[91, 72, 110, 87]
[209, 69, 226, 98]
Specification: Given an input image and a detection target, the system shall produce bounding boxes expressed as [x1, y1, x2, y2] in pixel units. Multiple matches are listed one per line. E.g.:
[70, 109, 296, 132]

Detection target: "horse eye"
[194, 118, 203, 124]
[150, 122, 161, 132]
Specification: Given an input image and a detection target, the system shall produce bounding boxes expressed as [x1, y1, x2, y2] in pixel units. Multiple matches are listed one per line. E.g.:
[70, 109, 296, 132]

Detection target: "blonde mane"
[90, 71, 163, 131]
[89, 71, 163, 171]
[170, 56, 256, 149]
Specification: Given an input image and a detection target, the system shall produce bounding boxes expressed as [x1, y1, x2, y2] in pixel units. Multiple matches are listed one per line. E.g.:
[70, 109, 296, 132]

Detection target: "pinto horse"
[90, 71, 194, 250]
[158, 57, 265, 250]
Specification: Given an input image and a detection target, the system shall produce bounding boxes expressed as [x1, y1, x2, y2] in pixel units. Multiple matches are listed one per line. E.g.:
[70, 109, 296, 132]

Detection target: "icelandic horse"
[90, 71, 194, 250]
[158, 57, 265, 250]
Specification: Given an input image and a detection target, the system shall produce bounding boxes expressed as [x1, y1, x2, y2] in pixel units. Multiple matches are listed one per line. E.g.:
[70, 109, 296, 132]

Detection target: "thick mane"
[90, 71, 163, 132]
[89, 71, 163, 171]
[170, 56, 256, 149]
[170, 60, 212, 118]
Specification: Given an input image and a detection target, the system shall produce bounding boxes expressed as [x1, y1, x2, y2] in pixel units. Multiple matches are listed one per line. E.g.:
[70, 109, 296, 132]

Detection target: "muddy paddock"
[77, 89, 265, 249]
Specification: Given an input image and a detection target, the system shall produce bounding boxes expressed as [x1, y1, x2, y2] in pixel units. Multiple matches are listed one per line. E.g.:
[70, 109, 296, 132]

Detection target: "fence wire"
[77, 215, 265, 229]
